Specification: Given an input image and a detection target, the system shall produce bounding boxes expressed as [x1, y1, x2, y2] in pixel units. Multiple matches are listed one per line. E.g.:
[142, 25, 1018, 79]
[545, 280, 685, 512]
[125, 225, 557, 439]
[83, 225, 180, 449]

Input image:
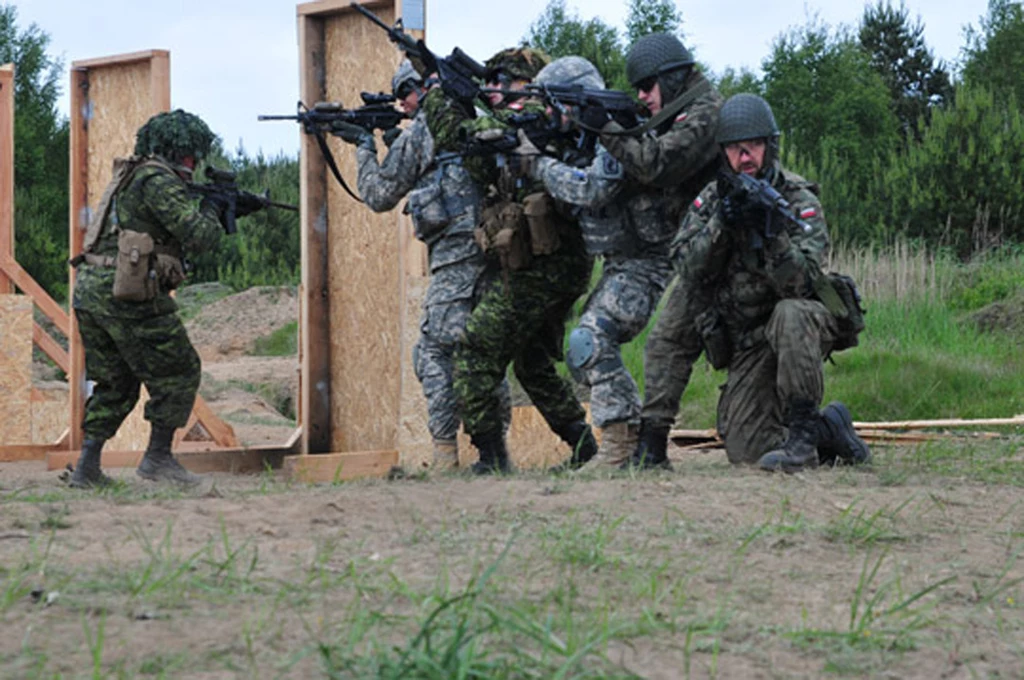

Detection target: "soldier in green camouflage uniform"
[69, 110, 226, 488]
[523, 49, 721, 469]
[330, 60, 510, 470]
[637, 94, 870, 472]
[426, 48, 598, 474]
[526, 34, 720, 467]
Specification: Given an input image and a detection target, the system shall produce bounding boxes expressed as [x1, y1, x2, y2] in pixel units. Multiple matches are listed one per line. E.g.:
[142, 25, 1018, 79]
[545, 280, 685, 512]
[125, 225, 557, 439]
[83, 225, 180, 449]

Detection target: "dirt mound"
[185, 286, 298, 361]
[968, 291, 1024, 341]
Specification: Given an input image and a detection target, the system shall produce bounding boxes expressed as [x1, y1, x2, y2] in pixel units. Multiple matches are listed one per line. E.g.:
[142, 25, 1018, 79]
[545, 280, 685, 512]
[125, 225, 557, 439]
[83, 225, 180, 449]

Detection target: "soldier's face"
[400, 90, 420, 114]
[486, 76, 528, 109]
[637, 79, 663, 114]
[724, 139, 766, 175]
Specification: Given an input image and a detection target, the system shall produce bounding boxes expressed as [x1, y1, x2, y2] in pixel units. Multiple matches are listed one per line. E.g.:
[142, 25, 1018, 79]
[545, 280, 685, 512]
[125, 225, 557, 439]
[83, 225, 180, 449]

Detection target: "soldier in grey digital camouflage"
[69, 110, 225, 489]
[528, 37, 722, 468]
[632, 93, 870, 473]
[330, 60, 510, 470]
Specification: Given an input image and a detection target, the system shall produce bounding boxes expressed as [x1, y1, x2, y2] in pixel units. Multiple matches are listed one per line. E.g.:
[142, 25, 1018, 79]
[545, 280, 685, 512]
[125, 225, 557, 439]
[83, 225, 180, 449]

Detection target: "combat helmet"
[626, 32, 694, 88]
[716, 93, 779, 145]
[134, 109, 215, 164]
[717, 93, 781, 177]
[535, 56, 605, 90]
[485, 46, 551, 84]
[391, 59, 423, 98]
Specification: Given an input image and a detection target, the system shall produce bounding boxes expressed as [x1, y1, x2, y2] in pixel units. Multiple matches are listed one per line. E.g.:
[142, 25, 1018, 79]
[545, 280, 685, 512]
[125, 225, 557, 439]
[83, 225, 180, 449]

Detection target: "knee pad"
[567, 327, 596, 371]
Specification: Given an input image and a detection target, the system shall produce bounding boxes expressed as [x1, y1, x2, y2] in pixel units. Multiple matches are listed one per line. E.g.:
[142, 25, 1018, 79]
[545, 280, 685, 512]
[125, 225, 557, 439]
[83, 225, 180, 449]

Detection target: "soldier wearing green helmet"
[625, 93, 871, 474]
[69, 109, 227, 489]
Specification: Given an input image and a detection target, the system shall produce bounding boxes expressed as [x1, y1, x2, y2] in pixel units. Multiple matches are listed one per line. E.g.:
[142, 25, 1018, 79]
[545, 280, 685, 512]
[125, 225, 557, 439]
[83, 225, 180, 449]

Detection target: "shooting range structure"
[0, 52, 307, 472]
[292, 0, 579, 481]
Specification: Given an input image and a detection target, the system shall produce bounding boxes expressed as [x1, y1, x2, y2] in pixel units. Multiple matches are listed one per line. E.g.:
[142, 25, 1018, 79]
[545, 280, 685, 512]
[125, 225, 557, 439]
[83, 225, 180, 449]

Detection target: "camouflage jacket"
[72, 160, 222, 319]
[599, 71, 723, 192]
[355, 109, 481, 274]
[673, 164, 830, 342]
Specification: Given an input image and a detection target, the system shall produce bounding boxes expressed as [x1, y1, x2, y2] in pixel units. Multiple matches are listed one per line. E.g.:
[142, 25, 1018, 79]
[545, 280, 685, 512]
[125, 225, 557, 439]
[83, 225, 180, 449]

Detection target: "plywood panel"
[397, 274, 431, 468]
[322, 6, 403, 453]
[32, 383, 69, 445]
[69, 51, 169, 451]
[0, 294, 32, 445]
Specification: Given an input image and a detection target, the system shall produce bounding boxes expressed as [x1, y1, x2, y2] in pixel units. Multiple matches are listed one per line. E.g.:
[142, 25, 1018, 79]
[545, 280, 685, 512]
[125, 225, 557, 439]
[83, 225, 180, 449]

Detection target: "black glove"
[720, 192, 745, 226]
[578, 104, 611, 132]
[331, 121, 375, 150]
[201, 194, 230, 220]
[382, 127, 403, 148]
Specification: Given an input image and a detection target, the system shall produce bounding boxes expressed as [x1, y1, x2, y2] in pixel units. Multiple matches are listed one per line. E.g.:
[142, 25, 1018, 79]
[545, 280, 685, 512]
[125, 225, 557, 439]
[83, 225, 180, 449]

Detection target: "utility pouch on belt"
[475, 201, 532, 271]
[113, 230, 158, 302]
[522, 192, 561, 256]
[695, 307, 732, 370]
[814, 272, 866, 352]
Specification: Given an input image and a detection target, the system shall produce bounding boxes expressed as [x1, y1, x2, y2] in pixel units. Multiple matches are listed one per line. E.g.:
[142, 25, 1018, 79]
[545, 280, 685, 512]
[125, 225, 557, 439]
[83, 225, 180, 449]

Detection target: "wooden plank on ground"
[853, 416, 1024, 430]
[0, 444, 65, 463]
[47, 444, 298, 474]
[282, 450, 399, 482]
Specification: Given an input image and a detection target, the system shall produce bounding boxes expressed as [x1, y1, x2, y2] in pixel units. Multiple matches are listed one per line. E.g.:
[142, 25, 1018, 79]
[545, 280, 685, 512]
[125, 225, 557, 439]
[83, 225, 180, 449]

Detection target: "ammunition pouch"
[522, 192, 561, 256]
[111, 230, 183, 302]
[814, 272, 865, 352]
[695, 306, 732, 370]
[475, 201, 532, 271]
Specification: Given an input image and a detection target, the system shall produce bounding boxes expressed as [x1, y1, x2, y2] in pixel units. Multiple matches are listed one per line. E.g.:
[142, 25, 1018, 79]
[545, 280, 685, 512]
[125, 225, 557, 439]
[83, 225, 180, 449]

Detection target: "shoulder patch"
[676, 112, 688, 123]
[799, 207, 817, 219]
[693, 196, 703, 209]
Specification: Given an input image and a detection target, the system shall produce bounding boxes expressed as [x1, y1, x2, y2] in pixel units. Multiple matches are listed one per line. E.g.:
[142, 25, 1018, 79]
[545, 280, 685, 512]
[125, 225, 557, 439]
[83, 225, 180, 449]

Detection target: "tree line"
[5, 0, 1024, 302]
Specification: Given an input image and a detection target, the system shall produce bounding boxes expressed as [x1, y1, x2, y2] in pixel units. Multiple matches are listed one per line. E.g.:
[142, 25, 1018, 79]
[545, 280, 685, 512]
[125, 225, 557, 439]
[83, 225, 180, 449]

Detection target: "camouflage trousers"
[75, 309, 201, 440]
[716, 299, 838, 464]
[641, 277, 707, 429]
[414, 297, 511, 442]
[454, 251, 592, 438]
[570, 256, 672, 427]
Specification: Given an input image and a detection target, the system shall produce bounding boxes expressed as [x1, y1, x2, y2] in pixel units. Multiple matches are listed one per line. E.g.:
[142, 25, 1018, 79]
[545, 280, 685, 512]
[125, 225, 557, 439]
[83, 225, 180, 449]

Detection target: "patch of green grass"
[821, 498, 912, 546]
[251, 320, 298, 357]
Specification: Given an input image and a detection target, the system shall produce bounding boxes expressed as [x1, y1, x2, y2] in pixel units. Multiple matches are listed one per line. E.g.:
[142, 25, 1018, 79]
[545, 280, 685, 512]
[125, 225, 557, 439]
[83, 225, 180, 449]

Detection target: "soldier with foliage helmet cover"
[637, 93, 871, 472]
[424, 47, 598, 474]
[69, 110, 228, 488]
[329, 59, 511, 471]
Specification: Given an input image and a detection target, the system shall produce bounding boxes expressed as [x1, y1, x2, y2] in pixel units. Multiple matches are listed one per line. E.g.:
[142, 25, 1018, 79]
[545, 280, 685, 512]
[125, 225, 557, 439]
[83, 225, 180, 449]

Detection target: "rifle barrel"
[258, 114, 301, 121]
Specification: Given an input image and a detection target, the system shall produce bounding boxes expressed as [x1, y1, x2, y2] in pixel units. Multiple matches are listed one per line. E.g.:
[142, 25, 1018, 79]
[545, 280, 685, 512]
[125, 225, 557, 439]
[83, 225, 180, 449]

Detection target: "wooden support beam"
[0, 255, 70, 333]
[298, 13, 332, 454]
[0, 64, 13, 294]
[282, 450, 399, 482]
[32, 322, 70, 373]
[190, 395, 240, 448]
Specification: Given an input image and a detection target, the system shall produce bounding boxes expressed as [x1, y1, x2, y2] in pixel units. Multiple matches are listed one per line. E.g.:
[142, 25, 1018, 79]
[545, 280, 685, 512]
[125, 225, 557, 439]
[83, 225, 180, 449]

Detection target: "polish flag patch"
[799, 208, 817, 219]
[509, 101, 525, 111]
[676, 112, 688, 123]
[693, 196, 703, 209]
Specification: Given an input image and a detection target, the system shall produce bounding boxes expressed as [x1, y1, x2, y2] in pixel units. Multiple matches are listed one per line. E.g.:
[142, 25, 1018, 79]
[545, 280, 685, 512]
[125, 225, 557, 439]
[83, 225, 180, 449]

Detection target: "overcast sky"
[13, 0, 991, 158]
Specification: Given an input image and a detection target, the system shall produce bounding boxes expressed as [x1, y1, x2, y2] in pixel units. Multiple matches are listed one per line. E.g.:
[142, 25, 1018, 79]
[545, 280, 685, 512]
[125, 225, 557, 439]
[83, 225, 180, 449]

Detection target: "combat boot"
[549, 420, 598, 471]
[582, 421, 638, 471]
[758, 398, 821, 473]
[620, 420, 672, 471]
[136, 425, 202, 486]
[817, 402, 871, 466]
[470, 430, 511, 475]
[432, 438, 459, 471]
[68, 439, 114, 489]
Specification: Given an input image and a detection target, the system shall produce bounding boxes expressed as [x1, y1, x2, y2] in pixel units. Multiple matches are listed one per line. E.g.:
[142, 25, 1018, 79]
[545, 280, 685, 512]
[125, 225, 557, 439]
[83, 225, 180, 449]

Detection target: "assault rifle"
[258, 94, 407, 135]
[716, 170, 812, 245]
[189, 167, 298, 236]
[481, 83, 643, 152]
[353, 2, 487, 107]
[259, 94, 408, 202]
